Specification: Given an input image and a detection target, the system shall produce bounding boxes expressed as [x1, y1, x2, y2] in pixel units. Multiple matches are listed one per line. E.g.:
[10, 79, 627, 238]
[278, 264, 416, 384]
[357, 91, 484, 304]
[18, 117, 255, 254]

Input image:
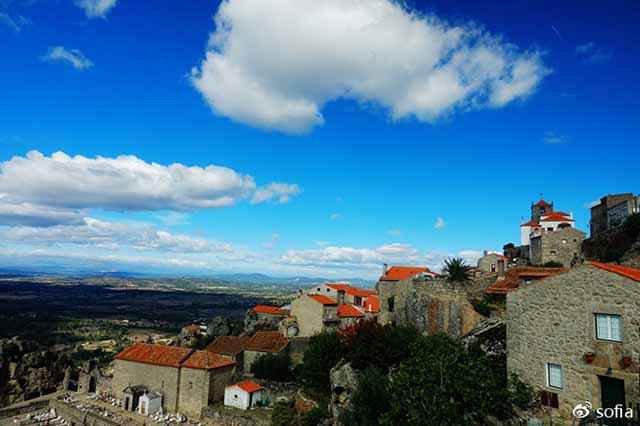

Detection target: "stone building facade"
[507, 263, 640, 420]
[477, 252, 509, 275]
[290, 294, 339, 337]
[112, 343, 236, 418]
[529, 226, 586, 267]
[590, 193, 640, 237]
[242, 331, 289, 374]
[378, 273, 485, 338]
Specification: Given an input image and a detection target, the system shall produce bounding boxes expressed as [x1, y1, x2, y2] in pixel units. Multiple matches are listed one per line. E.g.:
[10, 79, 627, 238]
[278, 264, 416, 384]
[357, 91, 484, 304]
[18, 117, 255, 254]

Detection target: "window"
[596, 314, 622, 342]
[547, 227, 553, 231]
[490, 263, 496, 272]
[541, 391, 559, 408]
[550, 250, 556, 256]
[326, 288, 330, 292]
[547, 363, 563, 389]
[561, 239, 567, 244]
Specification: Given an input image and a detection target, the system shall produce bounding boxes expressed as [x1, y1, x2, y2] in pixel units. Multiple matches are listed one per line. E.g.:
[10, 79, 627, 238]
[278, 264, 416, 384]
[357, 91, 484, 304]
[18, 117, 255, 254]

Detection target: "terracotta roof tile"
[182, 324, 201, 332]
[337, 304, 365, 318]
[253, 305, 290, 315]
[245, 331, 288, 353]
[541, 211, 569, 217]
[534, 199, 552, 207]
[520, 221, 540, 227]
[325, 283, 352, 291]
[345, 288, 377, 297]
[380, 266, 438, 281]
[181, 350, 237, 370]
[590, 262, 640, 282]
[115, 343, 192, 368]
[115, 343, 237, 370]
[365, 296, 380, 313]
[308, 294, 338, 305]
[485, 267, 568, 295]
[227, 381, 264, 393]
[206, 336, 250, 356]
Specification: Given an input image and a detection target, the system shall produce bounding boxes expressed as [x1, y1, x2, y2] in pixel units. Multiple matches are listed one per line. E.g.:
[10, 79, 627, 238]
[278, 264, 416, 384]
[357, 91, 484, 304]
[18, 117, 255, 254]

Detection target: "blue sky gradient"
[0, 0, 638, 278]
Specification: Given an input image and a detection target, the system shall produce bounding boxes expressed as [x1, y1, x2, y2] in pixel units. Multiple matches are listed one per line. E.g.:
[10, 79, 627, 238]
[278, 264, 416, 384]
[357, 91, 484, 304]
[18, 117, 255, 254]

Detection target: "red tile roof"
[182, 324, 201, 332]
[482, 252, 509, 260]
[337, 304, 365, 318]
[380, 266, 433, 281]
[206, 336, 250, 356]
[365, 296, 380, 313]
[534, 199, 552, 207]
[325, 283, 352, 291]
[115, 343, 236, 370]
[485, 267, 568, 295]
[253, 305, 290, 315]
[181, 350, 237, 370]
[308, 294, 338, 305]
[590, 262, 640, 282]
[520, 221, 540, 227]
[227, 381, 264, 393]
[542, 211, 569, 217]
[345, 288, 377, 297]
[540, 215, 573, 222]
[115, 343, 193, 367]
[245, 331, 289, 353]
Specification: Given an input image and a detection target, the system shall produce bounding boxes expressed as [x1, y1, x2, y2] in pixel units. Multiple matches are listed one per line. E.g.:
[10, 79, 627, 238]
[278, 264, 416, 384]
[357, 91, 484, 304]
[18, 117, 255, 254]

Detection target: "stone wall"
[290, 295, 326, 337]
[111, 360, 180, 413]
[530, 227, 585, 267]
[378, 277, 485, 337]
[507, 264, 640, 420]
[0, 399, 49, 419]
[50, 399, 123, 426]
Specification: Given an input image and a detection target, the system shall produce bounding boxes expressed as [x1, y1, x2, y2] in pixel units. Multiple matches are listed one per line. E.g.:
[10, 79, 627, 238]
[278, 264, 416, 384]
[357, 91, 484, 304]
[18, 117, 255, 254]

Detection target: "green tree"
[383, 334, 518, 426]
[341, 367, 391, 426]
[442, 257, 473, 289]
[340, 320, 418, 371]
[301, 330, 345, 394]
[251, 352, 292, 382]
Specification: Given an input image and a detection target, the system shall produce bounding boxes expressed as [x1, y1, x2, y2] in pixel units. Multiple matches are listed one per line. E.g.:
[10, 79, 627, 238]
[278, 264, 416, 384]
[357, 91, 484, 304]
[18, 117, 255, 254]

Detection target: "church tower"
[531, 198, 553, 222]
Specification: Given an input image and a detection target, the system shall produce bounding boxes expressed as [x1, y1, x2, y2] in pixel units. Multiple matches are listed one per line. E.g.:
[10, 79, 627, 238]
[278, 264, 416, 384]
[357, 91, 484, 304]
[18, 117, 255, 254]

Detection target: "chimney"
[483, 250, 488, 257]
[497, 259, 505, 279]
[382, 263, 388, 276]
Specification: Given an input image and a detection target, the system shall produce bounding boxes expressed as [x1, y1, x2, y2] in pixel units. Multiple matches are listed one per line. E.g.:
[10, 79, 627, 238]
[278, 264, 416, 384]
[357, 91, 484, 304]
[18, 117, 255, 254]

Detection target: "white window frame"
[595, 314, 622, 342]
[546, 363, 563, 389]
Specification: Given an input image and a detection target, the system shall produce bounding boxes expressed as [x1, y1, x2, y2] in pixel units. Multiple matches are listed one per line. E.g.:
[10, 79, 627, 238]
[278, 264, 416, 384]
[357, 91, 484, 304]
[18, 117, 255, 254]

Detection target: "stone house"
[507, 262, 640, 420]
[485, 267, 567, 297]
[180, 324, 203, 339]
[206, 336, 250, 371]
[251, 305, 290, 321]
[530, 226, 586, 267]
[337, 304, 365, 328]
[344, 288, 377, 308]
[477, 252, 510, 274]
[76, 360, 112, 394]
[590, 193, 640, 237]
[112, 343, 236, 418]
[290, 294, 340, 337]
[243, 331, 289, 374]
[306, 283, 352, 303]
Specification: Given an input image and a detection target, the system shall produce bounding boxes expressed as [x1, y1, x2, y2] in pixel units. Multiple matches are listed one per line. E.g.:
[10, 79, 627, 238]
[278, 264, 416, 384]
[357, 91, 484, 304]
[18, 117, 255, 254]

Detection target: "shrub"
[271, 401, 294, 426]
[383, 334, 516, 426]
[302, 330, 345, 394]
[340, 320, 418, 371]
[251, 352, 292, 382]
[303, 405, 328, 426]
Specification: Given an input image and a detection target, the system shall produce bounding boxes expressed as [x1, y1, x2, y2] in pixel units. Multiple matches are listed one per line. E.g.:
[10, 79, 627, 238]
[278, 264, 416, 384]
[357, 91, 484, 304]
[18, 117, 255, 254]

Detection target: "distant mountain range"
[0, 266, 374, 288]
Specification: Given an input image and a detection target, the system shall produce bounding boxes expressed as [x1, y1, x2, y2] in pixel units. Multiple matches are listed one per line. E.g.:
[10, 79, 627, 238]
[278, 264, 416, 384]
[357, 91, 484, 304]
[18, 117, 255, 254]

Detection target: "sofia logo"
[572, 401, 592, 419]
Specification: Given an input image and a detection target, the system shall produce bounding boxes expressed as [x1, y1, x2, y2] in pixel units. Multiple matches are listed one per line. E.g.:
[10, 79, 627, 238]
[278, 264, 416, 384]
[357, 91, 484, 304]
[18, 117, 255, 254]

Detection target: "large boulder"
[206, 316, 236, 338]
[329, 361, 359, 426]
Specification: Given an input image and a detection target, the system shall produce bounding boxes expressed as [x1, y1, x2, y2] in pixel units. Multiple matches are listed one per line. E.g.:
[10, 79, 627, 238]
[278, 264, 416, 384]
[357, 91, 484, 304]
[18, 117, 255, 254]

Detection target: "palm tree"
[442, 257, 472, 289]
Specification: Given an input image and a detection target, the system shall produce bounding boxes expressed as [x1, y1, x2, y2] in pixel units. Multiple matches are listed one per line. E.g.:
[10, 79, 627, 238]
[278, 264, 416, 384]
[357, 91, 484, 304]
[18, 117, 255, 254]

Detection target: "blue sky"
[0, 0, 638, 278]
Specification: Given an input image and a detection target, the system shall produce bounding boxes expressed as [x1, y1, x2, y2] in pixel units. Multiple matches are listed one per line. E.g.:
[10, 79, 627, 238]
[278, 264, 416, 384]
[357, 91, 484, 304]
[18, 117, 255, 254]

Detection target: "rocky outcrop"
[206, 316, 237, 338]
[621, 242, 640, 269]
[242, 309, 281, 336]
[0, 337, 71, 407]
[329, 361, 358, 426]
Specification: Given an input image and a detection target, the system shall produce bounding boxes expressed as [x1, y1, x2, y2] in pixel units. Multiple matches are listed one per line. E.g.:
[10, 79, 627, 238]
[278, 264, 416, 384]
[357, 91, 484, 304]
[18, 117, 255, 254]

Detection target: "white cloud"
[0, 199, 85, 227]
[191, 0, 550, 134]
[330, 213, 341, 220]
[575, 42, 612, 64]
[542, 131, 568, 144]
[260, 232, 280, 249]
[0, 12, 28, 32]
[435, 217, 445, 229]
[0, 217, 231, 253]
[251, 183, 301, 204]
[584, 200, 600, 209]
[0, 151, 298, 216]
[155, 211, 191, 226]
[74, 0, 117, 19]
[280, 243, 419, 269]
[42, 46, 93, 71]
[386, 229, 401, 236]
[315, 241, 330, 246]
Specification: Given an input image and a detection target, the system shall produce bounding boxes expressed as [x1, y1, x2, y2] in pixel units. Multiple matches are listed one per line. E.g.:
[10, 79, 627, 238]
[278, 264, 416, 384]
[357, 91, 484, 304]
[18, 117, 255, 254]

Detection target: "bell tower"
[531, 194, 553, 222]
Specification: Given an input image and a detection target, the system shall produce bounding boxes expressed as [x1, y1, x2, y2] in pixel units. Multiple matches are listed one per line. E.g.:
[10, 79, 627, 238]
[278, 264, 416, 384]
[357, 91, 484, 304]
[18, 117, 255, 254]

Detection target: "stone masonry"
[530, 227, 585, 267]
[507, 264, 640, 420]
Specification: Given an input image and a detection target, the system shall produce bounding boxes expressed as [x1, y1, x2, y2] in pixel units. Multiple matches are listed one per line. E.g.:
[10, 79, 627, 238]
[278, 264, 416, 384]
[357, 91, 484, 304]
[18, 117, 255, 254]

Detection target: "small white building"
[224, 381, 267, 410]
[138, 391, 163, 416]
